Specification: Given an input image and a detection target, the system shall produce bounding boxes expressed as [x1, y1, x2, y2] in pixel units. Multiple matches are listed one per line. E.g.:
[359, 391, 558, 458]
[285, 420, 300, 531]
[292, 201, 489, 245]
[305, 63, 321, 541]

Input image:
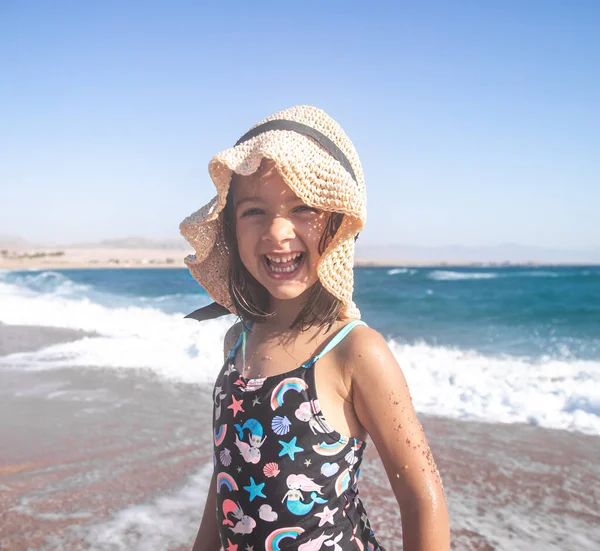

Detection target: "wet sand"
[1, 326, 599, 550]
[0, 323, 96, 357]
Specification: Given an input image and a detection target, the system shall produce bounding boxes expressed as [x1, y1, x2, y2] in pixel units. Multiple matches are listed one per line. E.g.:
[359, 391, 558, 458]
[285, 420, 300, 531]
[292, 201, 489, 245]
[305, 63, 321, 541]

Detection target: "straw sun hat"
[179, 105, 366, 320]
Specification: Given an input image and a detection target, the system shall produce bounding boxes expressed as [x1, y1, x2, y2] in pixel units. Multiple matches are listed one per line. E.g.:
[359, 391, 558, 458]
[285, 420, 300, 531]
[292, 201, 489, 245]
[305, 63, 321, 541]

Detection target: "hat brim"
[180, 125, 365, 319]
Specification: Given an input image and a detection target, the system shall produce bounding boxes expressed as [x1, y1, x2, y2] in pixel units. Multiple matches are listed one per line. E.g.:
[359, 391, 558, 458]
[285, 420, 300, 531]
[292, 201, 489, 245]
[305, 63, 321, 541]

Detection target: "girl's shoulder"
[333, 322, 392, 364]
[329, 322, 398, 389]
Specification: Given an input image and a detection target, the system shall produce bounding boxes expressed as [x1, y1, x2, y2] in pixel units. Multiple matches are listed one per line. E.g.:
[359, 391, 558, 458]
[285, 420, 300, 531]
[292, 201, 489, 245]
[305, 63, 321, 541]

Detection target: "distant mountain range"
[0, 235, 191, 251]
[1, 235, 599, 263]
[355, 242, 600, 264]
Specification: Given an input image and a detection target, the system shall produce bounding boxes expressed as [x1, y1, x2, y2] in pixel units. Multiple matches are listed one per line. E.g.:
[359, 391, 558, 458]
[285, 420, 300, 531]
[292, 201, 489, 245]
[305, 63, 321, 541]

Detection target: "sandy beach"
[0, 248, 189, 270]
[0, 245, 565, 271]
[1, 324, 598, 551]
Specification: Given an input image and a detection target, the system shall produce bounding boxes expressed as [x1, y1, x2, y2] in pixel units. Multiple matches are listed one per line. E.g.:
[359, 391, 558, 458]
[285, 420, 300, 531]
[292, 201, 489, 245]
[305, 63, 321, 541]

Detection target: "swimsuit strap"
[227, 322, 254, 364]
[228, 320, 367, 366]
[306, 319, 368, 366]
[227, 325, 247, 361]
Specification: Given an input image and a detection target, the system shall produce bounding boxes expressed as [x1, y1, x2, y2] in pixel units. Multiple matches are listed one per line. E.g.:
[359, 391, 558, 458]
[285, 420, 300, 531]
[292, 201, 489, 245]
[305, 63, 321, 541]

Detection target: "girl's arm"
[347, 328, 450, 551]
[191, 471, 221, 551]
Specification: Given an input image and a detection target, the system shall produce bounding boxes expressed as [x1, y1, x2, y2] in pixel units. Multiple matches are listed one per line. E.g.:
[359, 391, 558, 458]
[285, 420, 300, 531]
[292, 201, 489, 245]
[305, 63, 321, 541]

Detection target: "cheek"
[301, 217, 327, 252]
[236, 223, 257, 265]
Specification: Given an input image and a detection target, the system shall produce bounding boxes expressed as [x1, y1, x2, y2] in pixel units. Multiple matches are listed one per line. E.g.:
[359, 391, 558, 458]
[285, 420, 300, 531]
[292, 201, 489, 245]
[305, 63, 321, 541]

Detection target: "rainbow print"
[312, 437, 348, 456]
[335, 467, 351, 496]
[216, 472, 238, 493]
[214, 424, 227, 447]
[265, 527, 305, 550]
[270, 377, 308, 410]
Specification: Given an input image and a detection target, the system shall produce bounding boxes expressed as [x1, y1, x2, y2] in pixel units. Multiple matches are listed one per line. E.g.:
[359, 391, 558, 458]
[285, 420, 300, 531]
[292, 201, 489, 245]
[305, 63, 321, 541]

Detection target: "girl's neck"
[263, 294, 307, 334]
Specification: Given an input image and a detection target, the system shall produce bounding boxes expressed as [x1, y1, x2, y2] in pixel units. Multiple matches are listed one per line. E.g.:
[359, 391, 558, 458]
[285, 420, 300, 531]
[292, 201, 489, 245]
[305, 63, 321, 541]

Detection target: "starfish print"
[226, 538, 238, 551]
[278, 436, 304, 460]
[243, 476, 266, 501]
[304, 459, 312, 467]
[315, 504, 338, 526]
[252, 396, 261, 406]
[225, 363, 237, 376]
[227, 395, 244, 417]
[245, 545, 254, 551]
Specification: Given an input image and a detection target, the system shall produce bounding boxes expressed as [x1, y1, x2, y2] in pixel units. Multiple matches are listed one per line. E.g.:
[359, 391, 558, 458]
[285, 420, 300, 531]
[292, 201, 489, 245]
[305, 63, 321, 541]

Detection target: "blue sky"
[1, 1, 599, 250]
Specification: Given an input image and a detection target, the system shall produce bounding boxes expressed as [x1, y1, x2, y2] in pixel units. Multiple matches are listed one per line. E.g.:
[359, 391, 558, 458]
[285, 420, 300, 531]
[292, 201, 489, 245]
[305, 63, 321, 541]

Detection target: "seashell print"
[263, 462, 280, 478]
[345, 448, 358, 465]
[220, 448, 232, 467]
[271, 415, 292, 435]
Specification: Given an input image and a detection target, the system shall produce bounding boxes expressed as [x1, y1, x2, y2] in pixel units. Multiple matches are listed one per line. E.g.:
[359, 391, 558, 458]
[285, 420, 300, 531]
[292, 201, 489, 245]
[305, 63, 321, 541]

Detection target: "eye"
[241, 207, 264, 217]
[293, 205, 319, 214]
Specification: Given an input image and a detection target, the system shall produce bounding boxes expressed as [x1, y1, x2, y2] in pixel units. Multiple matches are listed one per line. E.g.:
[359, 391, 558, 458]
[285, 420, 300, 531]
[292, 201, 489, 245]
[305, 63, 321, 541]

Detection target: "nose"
[263, 215, 295, 244]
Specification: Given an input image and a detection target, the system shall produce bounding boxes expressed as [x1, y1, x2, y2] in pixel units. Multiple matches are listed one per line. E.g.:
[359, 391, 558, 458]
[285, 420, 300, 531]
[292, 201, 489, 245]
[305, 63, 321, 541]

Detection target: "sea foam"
[2, 272, 599, 435]
[428, 270, 498, 280]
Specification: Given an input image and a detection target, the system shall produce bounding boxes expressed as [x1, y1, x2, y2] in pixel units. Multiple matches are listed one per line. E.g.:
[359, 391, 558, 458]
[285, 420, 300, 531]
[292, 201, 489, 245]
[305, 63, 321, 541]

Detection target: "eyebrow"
[235, 196, 264, 208]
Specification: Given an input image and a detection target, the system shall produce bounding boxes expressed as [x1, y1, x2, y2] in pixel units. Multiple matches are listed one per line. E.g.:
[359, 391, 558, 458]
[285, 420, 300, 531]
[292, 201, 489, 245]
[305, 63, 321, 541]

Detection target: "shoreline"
[1, 363, 598, 550]
[1, 246, 598, 271]
[0, 323, 599, 550]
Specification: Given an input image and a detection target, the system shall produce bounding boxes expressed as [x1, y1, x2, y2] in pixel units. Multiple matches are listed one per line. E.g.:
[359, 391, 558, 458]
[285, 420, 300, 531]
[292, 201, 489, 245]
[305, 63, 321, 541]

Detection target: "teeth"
[270, 260, 300, 273]
[266, 253, 301, 264]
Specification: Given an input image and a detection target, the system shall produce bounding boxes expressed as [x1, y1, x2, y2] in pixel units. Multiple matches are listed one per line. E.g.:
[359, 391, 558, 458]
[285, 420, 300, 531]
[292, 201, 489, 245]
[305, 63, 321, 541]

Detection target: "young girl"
[180, 106, 450, 551]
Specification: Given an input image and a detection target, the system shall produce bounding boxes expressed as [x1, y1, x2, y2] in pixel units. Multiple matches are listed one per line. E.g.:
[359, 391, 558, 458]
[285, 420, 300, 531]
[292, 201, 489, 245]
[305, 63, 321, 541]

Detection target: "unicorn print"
[282, 474, 327, 515]
[221, 498, 257, 535]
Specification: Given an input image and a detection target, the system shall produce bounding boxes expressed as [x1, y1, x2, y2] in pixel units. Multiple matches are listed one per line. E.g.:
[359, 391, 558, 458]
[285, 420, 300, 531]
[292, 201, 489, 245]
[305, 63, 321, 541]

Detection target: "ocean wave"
[138, 293, 188, 303]
[0, 270, 92, 296]
[387, 268, 417, 276]
[81, 464, 212, 550]
[428, 270, 498, 281]
[2, 272, 599, 436]
[0, 278, 232, 385]
[389, 339, 600, 436]
[513, 270, 560, 278]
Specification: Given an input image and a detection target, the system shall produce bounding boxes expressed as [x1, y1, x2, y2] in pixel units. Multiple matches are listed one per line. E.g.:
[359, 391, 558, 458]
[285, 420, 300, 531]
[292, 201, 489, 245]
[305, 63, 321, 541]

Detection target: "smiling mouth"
[264, 252, 304, 275]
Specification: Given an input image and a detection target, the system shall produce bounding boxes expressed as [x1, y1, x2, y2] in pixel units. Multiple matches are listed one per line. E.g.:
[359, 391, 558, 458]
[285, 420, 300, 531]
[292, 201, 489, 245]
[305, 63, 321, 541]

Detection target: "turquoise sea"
[1, 265, 599, 434]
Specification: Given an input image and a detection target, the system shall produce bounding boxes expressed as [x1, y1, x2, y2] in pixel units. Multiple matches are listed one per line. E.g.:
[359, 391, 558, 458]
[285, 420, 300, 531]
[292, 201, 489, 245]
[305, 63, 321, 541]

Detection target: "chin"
[267, 285, 311, 301]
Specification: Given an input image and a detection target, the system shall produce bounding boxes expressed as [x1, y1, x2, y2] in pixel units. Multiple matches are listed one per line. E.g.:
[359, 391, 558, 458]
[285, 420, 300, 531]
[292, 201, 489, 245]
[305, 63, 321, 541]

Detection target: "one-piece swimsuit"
[212, 320, 386, 550]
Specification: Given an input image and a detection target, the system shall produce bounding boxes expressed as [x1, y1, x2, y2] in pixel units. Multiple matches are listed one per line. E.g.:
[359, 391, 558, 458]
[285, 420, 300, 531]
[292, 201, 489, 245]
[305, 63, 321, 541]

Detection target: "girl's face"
[233, 160, 328, 302]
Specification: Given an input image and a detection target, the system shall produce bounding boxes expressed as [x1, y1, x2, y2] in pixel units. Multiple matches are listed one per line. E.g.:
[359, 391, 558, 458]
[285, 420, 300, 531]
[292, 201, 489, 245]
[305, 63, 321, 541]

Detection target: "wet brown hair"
[222, 174, 344, 331]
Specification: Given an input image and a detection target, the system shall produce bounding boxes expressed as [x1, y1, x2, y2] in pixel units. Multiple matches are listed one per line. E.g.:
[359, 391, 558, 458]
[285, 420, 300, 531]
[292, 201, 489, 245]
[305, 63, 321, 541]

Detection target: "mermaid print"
[297, 532, 333, 551]
[211, 320, 386, 550]
[294, 400, 332, 435]
[233, 418, 266, 464]
[282, 474, 327, 515]
[214, 385, 227, 421]
[234, 433, 261, 464]
[234, 418, 267, 448]
[221, 499, 257, 535]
